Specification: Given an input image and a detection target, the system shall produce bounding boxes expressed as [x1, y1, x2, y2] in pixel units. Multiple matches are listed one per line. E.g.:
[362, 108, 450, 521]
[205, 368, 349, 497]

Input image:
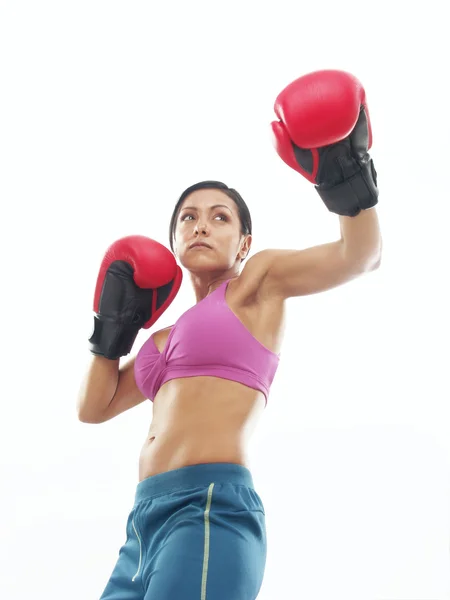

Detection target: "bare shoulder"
[235, 242, 377, 300]
[233, 250, 277, 304]
[231, 250, 286, 354]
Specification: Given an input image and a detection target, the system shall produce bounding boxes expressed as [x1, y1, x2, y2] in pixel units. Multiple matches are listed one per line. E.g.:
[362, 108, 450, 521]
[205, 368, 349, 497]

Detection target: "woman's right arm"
[78, 234, 181, 424]
[77, 356, 147, 424]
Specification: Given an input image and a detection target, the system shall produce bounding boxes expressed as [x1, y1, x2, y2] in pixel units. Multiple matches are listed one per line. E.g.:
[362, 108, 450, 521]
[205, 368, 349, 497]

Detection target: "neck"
[189, 273, 238, 303]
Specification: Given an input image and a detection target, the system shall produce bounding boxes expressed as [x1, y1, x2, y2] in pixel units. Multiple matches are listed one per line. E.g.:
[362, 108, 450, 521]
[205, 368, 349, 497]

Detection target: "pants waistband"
[134, 462, 254, 505]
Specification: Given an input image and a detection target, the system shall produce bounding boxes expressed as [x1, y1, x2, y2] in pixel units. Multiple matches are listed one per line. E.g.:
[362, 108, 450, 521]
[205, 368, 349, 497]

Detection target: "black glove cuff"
[316, 159, 379, 217]
[88, 315, 140, 360]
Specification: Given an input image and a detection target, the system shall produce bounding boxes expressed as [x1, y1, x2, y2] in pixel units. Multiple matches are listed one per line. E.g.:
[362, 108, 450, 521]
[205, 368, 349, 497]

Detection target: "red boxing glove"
[271, 69, 378, 217]
[88, 235, 182, 359]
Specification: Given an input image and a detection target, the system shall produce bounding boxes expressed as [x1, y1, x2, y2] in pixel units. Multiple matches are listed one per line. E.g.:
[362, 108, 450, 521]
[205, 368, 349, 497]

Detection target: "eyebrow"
[180, 204, 233, 213]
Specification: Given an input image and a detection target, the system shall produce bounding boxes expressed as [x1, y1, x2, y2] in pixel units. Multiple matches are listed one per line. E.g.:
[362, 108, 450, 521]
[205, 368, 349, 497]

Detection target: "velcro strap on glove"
[316, 159, 379, 217]
[88, 315, 141, 360]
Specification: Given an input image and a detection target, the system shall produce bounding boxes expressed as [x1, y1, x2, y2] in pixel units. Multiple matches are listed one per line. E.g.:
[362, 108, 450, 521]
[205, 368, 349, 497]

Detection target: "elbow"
[348, 254, 381, 275]
[361, 250, 382, 272]
[77, 411, 104, 424]
[77, 407, 96, 424]
[343, 243, 381, 274]
[78, 412, 98, 424]
[76, 399, 105, 424]
[371, 252, 382, 271]
[367, 258, 381, 272]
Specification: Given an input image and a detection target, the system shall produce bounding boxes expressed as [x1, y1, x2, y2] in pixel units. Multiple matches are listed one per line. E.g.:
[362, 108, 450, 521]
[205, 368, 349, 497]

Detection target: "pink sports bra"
[134, 279, 280, 405]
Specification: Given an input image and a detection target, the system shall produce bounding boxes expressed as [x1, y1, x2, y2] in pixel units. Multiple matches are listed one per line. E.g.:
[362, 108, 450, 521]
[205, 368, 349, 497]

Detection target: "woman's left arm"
[243, 208, 382, 300]
[246, 69, 383, 300]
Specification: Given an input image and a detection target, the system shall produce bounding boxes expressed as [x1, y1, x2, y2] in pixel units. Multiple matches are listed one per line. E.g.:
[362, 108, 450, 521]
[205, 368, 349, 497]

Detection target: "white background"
[1, 1, 449, 599]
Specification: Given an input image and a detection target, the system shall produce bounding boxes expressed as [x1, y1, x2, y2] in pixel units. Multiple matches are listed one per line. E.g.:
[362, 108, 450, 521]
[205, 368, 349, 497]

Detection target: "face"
[173, 189, 251, 273]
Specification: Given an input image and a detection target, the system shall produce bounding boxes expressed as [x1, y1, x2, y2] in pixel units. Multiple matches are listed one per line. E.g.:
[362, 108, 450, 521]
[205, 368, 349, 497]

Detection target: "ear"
[238, 234, 252, 261]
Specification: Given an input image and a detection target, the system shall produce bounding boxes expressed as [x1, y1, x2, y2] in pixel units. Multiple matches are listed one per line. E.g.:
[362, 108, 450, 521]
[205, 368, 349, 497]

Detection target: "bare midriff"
[138, 376, 265, 481]
[137, 276, 284, 482]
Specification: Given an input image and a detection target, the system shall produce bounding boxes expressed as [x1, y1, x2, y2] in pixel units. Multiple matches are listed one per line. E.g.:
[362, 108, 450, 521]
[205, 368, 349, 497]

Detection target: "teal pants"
[99, 463, 267, 599]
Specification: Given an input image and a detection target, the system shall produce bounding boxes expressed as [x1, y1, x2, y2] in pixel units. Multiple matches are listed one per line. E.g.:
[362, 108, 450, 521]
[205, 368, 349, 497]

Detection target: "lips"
[189, 242, 212, 249]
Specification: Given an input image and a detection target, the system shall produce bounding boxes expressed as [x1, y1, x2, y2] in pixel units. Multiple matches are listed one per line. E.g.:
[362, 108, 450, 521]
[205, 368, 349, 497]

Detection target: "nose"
[194, 221, 208, 235]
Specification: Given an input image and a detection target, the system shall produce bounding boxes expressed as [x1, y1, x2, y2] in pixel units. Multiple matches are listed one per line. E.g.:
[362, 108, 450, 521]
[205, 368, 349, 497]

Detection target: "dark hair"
[169, 180, 252, 253]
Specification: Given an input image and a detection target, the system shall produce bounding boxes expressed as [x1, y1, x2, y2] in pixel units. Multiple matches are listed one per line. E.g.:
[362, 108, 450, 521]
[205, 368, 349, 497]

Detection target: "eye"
[180, 213, 228, 222]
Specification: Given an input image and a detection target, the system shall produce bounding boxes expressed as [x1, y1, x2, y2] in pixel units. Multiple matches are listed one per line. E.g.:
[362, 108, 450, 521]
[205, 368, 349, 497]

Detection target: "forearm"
[339, 207, 382, 268]
[77, 356, 120, 422]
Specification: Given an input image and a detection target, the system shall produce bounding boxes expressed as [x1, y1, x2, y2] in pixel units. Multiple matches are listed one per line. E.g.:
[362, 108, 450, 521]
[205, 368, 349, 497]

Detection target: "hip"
[100, 462, 266, 598]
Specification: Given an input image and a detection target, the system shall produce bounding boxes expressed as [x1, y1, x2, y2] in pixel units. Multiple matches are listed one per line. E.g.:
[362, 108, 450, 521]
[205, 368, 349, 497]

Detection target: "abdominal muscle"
[138, 375, 266, 481]
[137, 275, 284, 482]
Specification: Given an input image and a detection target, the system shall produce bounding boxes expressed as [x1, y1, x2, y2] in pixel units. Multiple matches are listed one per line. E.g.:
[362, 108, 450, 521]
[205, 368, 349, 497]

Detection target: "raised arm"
[246, 208, 381, 299]
[242, 69, 382, 300]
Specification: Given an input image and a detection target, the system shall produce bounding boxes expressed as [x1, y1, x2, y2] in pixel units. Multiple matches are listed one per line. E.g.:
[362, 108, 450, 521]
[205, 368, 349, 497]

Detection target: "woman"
[78, 70, 382, 599]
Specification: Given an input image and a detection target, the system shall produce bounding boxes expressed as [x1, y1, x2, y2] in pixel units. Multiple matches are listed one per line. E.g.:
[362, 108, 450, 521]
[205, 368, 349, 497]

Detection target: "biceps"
[263, 242, 365, 299]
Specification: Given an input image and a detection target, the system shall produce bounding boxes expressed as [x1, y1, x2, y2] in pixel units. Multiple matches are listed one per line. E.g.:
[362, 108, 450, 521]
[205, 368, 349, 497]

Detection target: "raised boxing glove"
[271, 69, 378, 217]
[88, 235, 182, 359]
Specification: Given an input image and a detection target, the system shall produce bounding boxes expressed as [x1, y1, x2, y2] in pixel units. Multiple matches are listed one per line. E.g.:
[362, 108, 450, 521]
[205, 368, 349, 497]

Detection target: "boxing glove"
[88, 235, 182, 359]
[271, 69, 378, 217]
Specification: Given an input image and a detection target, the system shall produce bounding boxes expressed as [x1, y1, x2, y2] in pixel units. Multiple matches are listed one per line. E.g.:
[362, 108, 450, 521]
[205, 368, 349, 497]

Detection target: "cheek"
[174, 223, 188, 241]
[224, 236, 242, 256]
